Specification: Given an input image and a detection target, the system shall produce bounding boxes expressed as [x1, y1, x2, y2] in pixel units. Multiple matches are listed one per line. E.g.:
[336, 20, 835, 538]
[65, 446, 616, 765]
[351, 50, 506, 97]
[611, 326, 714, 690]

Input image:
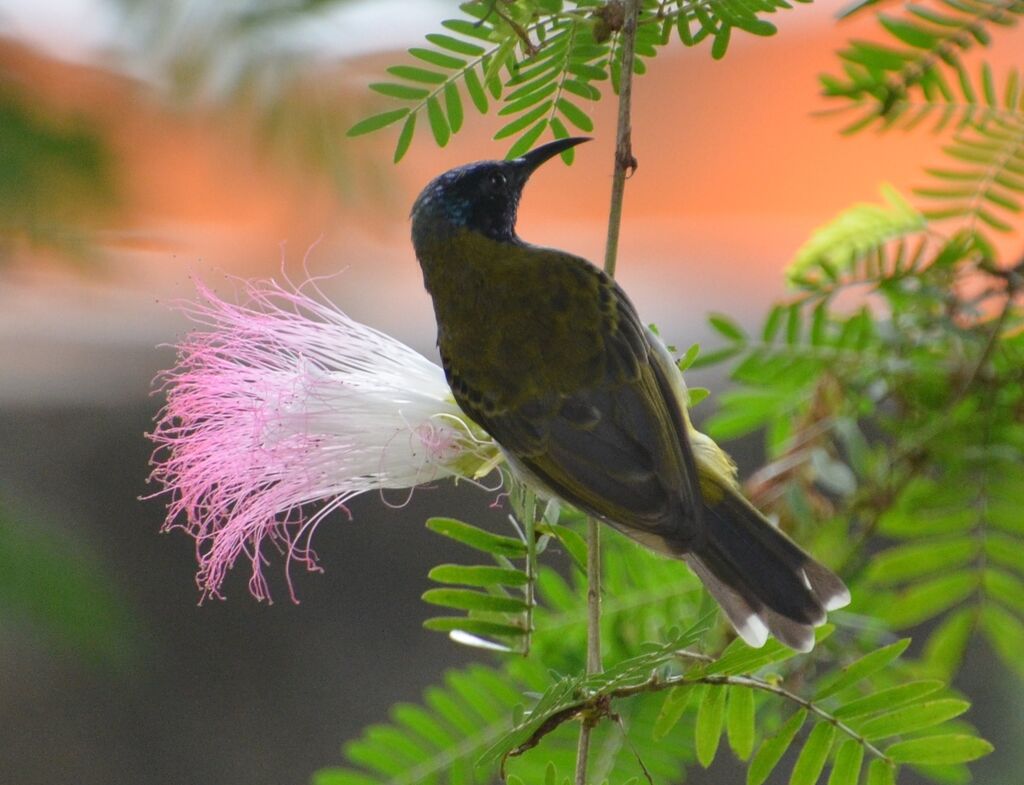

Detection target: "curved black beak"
[516, 136, 591, 176]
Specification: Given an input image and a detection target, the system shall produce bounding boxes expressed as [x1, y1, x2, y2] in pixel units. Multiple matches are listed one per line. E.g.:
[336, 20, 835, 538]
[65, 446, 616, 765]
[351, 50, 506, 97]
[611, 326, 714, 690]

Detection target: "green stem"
[577, 1, 641, 782]
[523, 487, 538, 655]
[602, 2, 640, 279]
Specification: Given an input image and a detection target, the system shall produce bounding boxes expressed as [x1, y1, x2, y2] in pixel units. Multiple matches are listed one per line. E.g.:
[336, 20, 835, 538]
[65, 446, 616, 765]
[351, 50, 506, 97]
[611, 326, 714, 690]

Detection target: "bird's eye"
[489, 171, 507, 188]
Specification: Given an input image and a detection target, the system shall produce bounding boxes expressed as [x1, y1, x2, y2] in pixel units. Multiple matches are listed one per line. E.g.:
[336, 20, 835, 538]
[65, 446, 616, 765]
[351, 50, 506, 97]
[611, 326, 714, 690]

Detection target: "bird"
[410, 136, 849, 652]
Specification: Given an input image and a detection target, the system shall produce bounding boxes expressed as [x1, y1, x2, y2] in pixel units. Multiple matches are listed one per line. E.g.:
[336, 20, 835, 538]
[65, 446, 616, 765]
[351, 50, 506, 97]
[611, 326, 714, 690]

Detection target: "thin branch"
[576, 1, 641, 783]
[574, 517, 603, 785]
[513, 667, 893, 765]
[602, 0, 640, 278]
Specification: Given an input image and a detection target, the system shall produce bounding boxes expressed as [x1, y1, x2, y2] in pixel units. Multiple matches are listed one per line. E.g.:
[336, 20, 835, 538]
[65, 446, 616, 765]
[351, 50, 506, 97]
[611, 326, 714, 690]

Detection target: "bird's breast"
[417, 230, 612, 409]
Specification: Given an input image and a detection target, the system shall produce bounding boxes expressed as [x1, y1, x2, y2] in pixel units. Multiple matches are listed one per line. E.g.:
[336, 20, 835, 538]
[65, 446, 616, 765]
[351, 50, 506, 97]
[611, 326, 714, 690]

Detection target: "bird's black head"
[411, 137, 590, 247]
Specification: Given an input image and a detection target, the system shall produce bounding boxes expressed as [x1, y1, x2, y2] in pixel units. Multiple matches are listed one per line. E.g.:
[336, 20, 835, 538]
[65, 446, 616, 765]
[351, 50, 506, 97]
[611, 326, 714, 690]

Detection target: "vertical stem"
[574, 517, 602, 785]
[576, 2, 641, 783]
[603, 2, 641, 279]
[523, 487, 538, 655]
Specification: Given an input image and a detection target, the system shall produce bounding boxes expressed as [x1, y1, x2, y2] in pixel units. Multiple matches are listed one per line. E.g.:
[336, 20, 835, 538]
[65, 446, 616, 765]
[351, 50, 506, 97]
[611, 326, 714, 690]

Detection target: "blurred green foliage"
[0, 88, 118, 264]
[0, 498, 139, 668]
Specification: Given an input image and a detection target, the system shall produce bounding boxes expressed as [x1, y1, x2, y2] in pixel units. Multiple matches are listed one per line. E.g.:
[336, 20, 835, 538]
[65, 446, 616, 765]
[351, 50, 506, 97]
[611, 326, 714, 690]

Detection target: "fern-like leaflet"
[348, 0, 810, 161]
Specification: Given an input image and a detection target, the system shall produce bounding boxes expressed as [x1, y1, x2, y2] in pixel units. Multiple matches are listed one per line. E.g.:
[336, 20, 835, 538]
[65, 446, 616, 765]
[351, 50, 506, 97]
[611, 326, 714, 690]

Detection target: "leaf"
[537, 522, 587, 570]
[886, 734, 993, 765]
[426, 517, 527, 558]
[879, 15, 937, 48]
[387, 64, 447, 84]
[985, 532, 1024, 573]
[695, 683, 727, 767]
[393, 114, 416, 163]
[789, 722, 836, 785]
[705, 388, 790, 441]
[826, 739, 864, 785]
[369, 82, 430, 100]
[711, 23, 732, 60]
[922, 609, 973, 679]
[423, 616, 525, 638]
[834, 680, 944, 720]
[983, 568, 1024, 614]
[865, 759, 896, 785]
[313, 769, 381, 785]
[866, 538, 976, 584]
[426, 96, 450, 147]
[709, 313, 747, 341]
[464, 67, 489, 113]
[494, 101, 552, 139]
[726, 686, 756, 761]
[347, 108, 410, 137]
[689, 345, 743, 369]
[654, 684, 694, 740]
[556, 97, 594, 132]
[855, 699, 969, 740]
[814, 639, 911, 700]
[980, 604, 1024, 679]
[422, 588, 528, 614]
[444, 82, 464, 134]
[747, 709, 807, 785]
[677, 343, 701, 371]
[425, 33, 486, 57]
[428, 564, 529, 587]
[879, 573, 975, 629]
[506, 119, 549, 159]
[706, 633, 804, 676]
[409, 47, 467, 70]
[763, 305, 785, 342]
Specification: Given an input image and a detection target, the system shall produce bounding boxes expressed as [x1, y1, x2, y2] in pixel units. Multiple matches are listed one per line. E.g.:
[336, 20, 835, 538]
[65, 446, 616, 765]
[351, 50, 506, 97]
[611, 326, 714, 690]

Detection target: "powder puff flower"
[147, 275, 499, 602]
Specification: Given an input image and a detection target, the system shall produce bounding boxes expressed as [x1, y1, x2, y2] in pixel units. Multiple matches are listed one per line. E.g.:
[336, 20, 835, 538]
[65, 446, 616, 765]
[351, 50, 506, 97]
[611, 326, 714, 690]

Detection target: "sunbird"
[410, 137, 849, 652]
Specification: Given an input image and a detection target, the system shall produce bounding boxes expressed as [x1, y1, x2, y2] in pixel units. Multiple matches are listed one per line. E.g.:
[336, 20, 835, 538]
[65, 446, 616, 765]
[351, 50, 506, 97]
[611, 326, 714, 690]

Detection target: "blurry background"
[1, 1, 1022, 783]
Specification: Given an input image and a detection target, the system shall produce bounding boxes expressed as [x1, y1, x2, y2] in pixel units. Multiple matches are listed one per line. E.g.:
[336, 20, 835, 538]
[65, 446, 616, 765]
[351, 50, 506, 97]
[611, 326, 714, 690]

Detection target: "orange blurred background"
[3, 4, 1020, 405]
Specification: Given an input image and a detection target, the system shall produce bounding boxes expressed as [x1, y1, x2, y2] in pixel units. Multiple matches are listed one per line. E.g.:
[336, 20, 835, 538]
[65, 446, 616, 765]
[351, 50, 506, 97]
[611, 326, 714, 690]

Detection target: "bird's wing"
[444, 253, 704, 544]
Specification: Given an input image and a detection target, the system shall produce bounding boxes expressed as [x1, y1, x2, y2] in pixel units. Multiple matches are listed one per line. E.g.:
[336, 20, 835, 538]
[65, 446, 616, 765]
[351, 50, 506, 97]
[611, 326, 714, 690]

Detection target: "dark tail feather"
[685, 489, 850, 652]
